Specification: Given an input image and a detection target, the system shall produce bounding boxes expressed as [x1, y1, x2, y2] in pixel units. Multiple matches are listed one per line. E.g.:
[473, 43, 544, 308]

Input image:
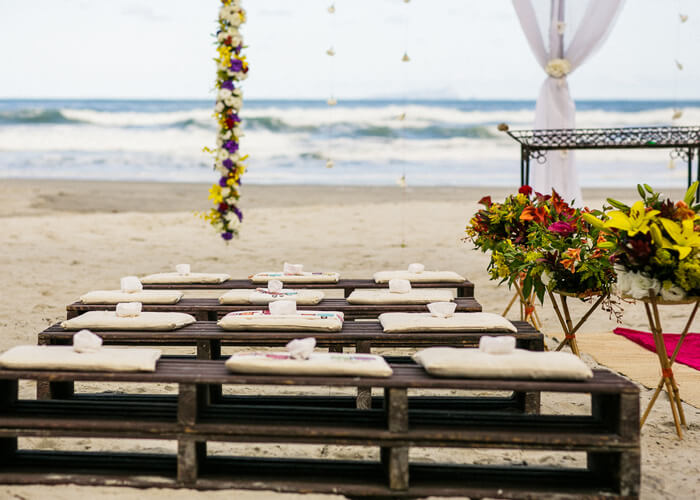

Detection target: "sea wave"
[1, 99, 697, 187]
[3, 104, 699, 142]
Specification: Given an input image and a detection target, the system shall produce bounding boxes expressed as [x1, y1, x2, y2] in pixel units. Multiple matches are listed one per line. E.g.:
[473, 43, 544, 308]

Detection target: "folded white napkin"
[389, 279, 411, 294]
[225, 351, 393, 377]
[408, 263, 425, 274]
[373, 270, 466, 283]
[116, 302, 142, 317]
[269, 299, 297, 315]
[479, 335, 516, 355]
[218, 310, 344, 332]
[61, 311, 196, 331]
[286, 337, 316, 360]
[80, 290, 183, 305]
[346, 289, 455, 305]
[268, 279, 284, 293]
[283, 262, 304, 275]
[120, 276, 143, 293]
[379, 312, 517, 333]
[413, 347, 593, 380]
[176, 263, 191, 275]
[427, 302, 457, 318]
[73, 329, 103, 353]
[0, 345, 162, 372]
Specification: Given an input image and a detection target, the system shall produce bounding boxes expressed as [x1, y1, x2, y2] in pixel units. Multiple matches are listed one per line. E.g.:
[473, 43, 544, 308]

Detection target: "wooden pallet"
[141, 277, 475, 298]
[66, 296, 483, 321]
[38, 320, 544, 412]
[0, 362, 640, 498]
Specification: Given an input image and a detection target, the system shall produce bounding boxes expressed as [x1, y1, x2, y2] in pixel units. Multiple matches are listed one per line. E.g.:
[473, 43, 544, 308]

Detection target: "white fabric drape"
[512, 0, 625, 205]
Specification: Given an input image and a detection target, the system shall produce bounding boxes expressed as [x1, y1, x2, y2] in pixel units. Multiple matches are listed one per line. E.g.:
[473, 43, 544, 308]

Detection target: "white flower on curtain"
[512, 0, 625, 205]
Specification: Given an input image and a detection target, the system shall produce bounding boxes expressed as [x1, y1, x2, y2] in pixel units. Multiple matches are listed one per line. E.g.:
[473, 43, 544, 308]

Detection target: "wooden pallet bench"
[66, 296, 483, 321]
[141, 277, 475, 298]
[38, 320, 544, 412]
[0, 361, 640, 498]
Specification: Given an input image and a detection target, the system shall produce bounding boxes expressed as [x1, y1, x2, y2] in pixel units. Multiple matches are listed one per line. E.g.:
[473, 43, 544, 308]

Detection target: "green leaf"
[607, 198, 630, 210]
[644, 184, 654, 194]
[522, 275, 533, 301]
[637, 184, 646, 199]
[683, 181, 699, 205]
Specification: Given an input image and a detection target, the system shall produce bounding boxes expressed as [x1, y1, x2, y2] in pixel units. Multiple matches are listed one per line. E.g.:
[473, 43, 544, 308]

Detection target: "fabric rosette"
[545, 58, 571, 79]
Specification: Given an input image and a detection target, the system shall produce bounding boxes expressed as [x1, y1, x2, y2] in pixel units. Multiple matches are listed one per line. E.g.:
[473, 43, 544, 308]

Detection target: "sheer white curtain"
[512, 0, 625, 204]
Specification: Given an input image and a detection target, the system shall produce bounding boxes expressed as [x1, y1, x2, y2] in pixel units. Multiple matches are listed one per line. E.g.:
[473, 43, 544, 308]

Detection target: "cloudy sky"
[0, 0, 698, 100]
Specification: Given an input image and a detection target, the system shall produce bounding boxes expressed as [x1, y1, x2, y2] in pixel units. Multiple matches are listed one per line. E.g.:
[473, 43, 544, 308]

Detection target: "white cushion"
[413, 347, 593, 380]
[61, 311, 196, 331]
[225, 351, 392, 377]
[80, 290, 183, 305]
[219, 289, 325, 305]
[218, 311, 344, 332]
[0, 345, 162, 372]
[379, 312, 517, 333]
[140, 272, 230, 284]
[250, 272, 340, 284]
[347, 289, 455, 305]
[373, 270, 465, 283]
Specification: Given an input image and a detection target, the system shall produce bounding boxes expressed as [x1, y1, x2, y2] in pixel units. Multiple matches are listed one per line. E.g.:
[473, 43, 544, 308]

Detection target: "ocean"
[1, 98, 698, 187]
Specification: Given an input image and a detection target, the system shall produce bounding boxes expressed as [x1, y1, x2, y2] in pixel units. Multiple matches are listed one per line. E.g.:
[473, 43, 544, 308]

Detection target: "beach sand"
[0, 179, 698, 499]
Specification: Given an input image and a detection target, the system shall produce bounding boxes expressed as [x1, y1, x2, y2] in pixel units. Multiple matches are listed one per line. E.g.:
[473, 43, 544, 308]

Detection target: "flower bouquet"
[467, 187, 615, 303]
[583, 182, 700, 302]
[465, 186, 543, 326]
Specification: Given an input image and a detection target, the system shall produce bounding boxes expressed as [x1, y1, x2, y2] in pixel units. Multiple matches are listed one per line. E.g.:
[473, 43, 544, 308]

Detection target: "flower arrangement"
[583, 183, 700, 301]
[466, 186, 616, 304]
[204, 0, 249, 241]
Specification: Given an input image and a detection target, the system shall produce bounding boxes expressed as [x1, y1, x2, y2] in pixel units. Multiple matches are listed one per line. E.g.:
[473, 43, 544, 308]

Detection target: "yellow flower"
[659, 218, 700, 259]
[217, 45, 232, 62]
[208, 184, 223, 204]
[604, 201, 660, 236]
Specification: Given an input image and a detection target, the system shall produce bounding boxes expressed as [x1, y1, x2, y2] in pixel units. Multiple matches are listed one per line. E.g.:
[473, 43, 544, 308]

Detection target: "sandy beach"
[0, 179, 698, 499]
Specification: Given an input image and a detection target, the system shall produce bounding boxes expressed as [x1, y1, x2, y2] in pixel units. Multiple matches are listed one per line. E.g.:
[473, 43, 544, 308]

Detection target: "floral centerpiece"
[583, 183, 700, 301]
[466, 186, 616, 305]
[204, 0, 249, 240]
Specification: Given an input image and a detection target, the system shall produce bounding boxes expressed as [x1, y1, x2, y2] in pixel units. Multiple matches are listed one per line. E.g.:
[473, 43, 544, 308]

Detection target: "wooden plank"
[0, 452, 636, 498]
[0, 363, 637, 394]
[177, 439, 205, 486]
[140, 278, 475, 297]
[66, 296, 483, 319]
[40, 320, 542, 351]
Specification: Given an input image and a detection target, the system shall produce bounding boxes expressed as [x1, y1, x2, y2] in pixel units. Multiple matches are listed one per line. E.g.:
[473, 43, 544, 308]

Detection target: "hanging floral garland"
[205, 0, 249, 240]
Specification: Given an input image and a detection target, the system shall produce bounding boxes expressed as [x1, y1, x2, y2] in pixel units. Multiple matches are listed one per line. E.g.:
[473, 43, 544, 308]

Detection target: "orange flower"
[675, 201, 696, 220]
[560, 247, 581, 273]
[520, 205, 549, 223]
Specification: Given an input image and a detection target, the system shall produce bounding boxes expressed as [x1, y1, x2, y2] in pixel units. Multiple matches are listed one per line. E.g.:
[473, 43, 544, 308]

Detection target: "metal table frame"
[506, 126, 700, 200]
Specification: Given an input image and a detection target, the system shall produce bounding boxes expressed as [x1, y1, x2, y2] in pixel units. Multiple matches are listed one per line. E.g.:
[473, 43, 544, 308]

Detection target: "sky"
[0, 0, 698, 100]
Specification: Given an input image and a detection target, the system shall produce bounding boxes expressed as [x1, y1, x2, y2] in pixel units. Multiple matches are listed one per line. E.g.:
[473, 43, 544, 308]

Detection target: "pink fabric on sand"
[613, 328, 700, 371]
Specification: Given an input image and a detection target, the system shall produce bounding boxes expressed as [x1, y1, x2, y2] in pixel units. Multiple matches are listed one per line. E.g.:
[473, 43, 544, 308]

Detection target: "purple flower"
[547, 221, 575, 237]
[222, 158, 234, 169]
[234, 44, 243, 54]
[221, 231, 233, 241]
[221, 80, 234, 91]
[230, 59, 243, 72]
[224, 140, 239, 153]
[232, 206, 243, 222]
[218, 176, 228, 187]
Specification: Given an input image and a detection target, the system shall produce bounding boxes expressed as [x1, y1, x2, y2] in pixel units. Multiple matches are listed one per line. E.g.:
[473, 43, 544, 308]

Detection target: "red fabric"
[613, 328, 700, 371]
